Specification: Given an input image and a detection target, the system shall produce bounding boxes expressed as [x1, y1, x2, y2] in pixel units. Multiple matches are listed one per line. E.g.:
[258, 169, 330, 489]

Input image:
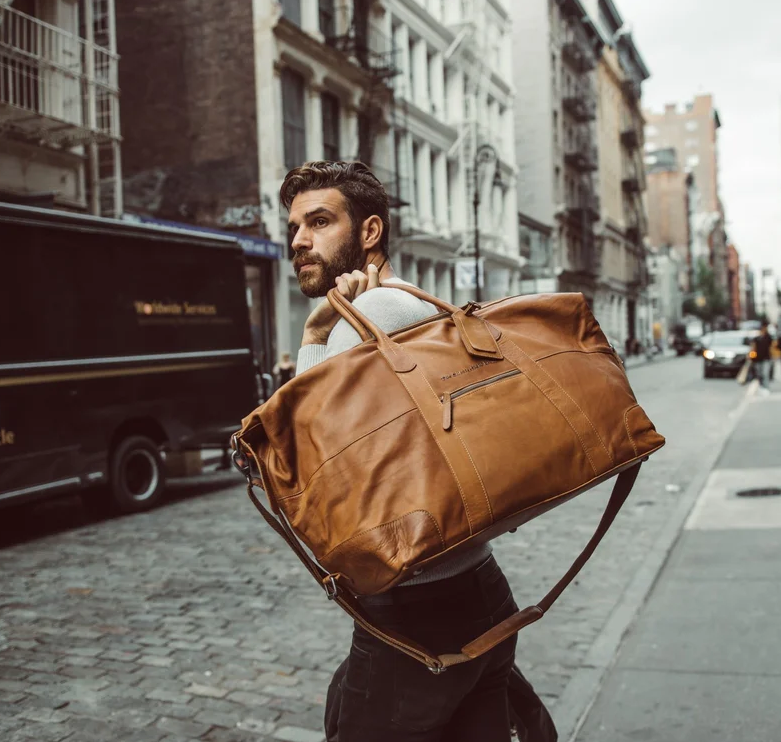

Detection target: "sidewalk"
[573, 392, 781, 742]
[623, 348, 678, 370]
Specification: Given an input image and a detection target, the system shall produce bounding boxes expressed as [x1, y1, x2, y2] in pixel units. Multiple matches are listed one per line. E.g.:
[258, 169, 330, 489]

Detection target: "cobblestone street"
[0, 357, 746, 741]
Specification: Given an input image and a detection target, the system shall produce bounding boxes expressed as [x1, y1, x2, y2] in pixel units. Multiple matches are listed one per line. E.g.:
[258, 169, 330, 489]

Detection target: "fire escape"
[324, 1, 406, 210]
[621, 77, 648, 289]
[558, 0, 601, 278]
[0, 0, 121, 216]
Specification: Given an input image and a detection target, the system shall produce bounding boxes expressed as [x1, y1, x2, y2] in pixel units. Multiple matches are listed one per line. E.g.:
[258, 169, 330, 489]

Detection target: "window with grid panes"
[321, 92, 340, 161]
[281, 68, 306, 170]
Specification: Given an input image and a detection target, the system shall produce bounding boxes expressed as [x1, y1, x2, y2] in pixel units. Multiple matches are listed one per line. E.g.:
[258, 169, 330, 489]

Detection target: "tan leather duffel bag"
[232, 285, 665, 672]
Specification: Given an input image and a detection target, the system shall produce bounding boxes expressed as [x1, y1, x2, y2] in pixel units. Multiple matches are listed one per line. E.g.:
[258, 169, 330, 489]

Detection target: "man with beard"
[280, 161, 520, 741]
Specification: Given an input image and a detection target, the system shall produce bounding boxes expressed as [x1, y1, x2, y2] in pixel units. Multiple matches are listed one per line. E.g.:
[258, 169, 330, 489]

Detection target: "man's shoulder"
[352, 284, 436, 320]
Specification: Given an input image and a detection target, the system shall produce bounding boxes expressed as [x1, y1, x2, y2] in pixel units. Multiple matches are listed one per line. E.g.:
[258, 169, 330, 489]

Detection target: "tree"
[682, 258, 728, 328]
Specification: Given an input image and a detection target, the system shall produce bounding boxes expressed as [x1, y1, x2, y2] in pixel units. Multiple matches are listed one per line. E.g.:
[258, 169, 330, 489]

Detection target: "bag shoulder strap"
[244, 463, 642, 673]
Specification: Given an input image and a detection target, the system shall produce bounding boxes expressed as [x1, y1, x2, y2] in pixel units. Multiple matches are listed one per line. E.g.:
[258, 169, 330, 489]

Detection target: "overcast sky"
[619, 0, 781, 276]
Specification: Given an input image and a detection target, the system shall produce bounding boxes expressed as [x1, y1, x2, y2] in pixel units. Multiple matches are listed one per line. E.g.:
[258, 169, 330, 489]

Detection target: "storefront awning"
[122, 214, 283, 260]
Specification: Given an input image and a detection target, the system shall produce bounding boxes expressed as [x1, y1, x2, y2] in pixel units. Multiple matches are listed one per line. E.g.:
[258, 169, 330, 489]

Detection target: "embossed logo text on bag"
[440, 360, 497, 381]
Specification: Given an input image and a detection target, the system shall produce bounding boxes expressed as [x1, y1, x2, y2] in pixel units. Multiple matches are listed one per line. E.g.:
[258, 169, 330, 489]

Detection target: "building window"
[321, 92, 340, 161]
[280, 0, 301, 26]
[685, 138, 698, 148]
[686, 154, 700, 169]
[430, 150, 437, 221]
[411, 141, 420, 212]
[408, 38, 416, 100]
[645, 124, 658, 137]
[685, 120, 699, 131]
[281, 68, 306, 169]
[319, 0, 336, 37]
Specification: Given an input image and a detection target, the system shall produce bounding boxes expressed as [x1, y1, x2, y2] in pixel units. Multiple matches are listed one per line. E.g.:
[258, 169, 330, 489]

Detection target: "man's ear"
[361, 215, 384, 252]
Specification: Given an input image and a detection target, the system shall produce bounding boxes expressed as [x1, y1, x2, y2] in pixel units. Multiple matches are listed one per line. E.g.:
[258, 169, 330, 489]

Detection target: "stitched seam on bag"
[452, 426, 494, 523]
[396, 372, 475, 533]
[503, 343, 599, 477]
[276, 407, 418, 501]
[418, 371, 489, 529]
[319, 509, 445, 561]
[535, 348, 615, 363]
[541, 371, 614, 466]
[423, 376, 494, 523]
[624, 405, 639, 456]
[417, 370, 494, 524]
[509, 340, 614, 468]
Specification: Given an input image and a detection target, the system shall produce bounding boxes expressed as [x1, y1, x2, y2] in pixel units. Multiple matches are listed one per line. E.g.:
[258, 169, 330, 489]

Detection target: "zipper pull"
[442, 391, 453, 431]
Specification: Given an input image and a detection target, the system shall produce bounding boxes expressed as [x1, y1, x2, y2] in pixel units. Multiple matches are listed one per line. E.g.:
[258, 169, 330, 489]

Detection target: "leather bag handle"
[326, 283, 503, 361]
[240, 446, 642, 673]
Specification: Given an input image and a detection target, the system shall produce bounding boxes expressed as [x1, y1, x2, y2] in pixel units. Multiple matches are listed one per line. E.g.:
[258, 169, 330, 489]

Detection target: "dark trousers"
[325, 556, 518, 741]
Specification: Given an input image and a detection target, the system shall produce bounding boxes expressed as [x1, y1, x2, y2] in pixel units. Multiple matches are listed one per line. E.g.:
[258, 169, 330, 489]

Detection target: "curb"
[623, 352, 680, 371]
[554, 389, 752, 742]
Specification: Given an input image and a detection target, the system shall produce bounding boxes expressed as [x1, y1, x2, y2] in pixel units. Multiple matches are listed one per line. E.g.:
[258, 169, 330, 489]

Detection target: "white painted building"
[253, 0, 522, 358]
[756, 268, 780, 326]
[0, 0, 121, 216]
[647, 247, 683, 345]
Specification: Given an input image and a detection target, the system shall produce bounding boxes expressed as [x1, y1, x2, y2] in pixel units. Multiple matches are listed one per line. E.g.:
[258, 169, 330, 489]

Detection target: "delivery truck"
[0, 202, 260, 513]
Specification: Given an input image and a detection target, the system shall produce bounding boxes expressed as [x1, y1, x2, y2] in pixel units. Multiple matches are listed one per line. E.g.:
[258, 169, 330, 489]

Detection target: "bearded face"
[288, 189, 367, 299]
[292, 221, 364, 298]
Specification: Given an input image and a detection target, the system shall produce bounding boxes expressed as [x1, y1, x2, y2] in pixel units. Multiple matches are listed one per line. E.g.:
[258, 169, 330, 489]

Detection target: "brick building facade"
[118, 0, 262, 231]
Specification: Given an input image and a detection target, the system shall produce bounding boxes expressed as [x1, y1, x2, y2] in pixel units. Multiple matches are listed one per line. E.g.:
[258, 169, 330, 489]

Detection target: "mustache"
[292, 254, 324, 272]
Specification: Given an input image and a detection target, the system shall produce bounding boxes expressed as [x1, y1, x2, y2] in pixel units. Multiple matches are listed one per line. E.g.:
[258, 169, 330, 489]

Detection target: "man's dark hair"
[280, 161, 390, 257]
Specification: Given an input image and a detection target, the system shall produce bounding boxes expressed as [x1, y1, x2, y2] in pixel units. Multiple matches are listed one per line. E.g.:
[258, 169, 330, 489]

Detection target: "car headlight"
[703, 350, 716, 360]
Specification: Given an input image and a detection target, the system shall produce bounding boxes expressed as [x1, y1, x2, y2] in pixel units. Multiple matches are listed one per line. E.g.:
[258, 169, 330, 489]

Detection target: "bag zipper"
[441, 369, 522, 430]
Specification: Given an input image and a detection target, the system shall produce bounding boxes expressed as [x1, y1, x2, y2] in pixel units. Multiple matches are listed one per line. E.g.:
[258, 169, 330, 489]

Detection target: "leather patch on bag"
[320, 510, 446, 595]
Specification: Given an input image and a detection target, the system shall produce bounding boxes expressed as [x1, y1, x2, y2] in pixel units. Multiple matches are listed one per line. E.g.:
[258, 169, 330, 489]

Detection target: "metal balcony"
[561, 41, 594, 73]
[564, 141, 598, 172]
[562, 91, 596, 123]
[370, 163, 409, 209]
[566, 194, 600, 224]
[621, 78, 641, 101]
[325, 4, 399, 81]
[0, 5, 120, 147]
[620, 126, 639, 149]
[622, 174, 641, 194]
[570, 232, 601, 278]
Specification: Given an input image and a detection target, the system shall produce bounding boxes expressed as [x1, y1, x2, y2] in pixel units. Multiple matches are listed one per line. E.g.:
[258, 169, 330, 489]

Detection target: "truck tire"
[109, 435, 165, 513]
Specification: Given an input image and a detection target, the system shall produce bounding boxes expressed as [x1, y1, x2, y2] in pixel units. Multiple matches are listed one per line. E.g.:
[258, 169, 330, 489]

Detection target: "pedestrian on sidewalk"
[751, 321, 774, 395]
[280, 161, 525, 741]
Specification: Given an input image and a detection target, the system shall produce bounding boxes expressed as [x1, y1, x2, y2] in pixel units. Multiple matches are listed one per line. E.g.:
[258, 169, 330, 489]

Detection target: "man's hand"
[301, 264, 381, 346]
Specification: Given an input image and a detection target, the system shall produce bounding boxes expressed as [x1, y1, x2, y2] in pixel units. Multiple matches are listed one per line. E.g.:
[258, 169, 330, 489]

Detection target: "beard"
[293, 225, 365, 298]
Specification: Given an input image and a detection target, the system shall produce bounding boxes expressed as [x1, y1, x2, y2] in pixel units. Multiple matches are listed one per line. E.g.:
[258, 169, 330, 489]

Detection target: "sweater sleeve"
[295, 287, 436, 375]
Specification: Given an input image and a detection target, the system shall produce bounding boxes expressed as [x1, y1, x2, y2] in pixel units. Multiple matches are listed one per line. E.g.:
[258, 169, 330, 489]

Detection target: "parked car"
[702, 331, 756, 378]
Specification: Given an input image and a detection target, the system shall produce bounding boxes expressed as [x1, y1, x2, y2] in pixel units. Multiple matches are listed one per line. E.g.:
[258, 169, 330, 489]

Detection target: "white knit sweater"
[296, 279, 491, 586]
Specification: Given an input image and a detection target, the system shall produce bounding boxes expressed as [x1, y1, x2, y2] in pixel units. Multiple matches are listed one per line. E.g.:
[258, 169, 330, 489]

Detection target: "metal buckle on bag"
[464, 301, 481, 316]
[324, 575, 339, 601]
[428, 664, 446, 675]
[231, 435, 252, 481]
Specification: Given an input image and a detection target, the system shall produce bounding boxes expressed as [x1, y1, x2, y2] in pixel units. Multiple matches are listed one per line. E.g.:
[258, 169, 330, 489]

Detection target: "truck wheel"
[110, 435, 165, 513]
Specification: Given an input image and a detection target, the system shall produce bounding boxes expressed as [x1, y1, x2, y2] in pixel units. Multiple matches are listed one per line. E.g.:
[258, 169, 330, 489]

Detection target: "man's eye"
[314, 218, 328, 227]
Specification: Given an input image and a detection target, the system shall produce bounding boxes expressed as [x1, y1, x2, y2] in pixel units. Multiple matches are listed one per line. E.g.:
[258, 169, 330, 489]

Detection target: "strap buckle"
[323, 574, 339, 601]
[464, 301, 481, 316]
[428, 663, 446, 675]
[231, 435, 252, 482]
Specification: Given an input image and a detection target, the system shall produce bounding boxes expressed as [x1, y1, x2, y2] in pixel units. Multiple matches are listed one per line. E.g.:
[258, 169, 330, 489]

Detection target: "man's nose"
[291, 225, 312, 252]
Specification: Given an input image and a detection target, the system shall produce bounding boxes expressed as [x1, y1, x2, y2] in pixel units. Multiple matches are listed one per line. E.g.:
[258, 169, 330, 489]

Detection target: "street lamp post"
[472, 143, 502, 303]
